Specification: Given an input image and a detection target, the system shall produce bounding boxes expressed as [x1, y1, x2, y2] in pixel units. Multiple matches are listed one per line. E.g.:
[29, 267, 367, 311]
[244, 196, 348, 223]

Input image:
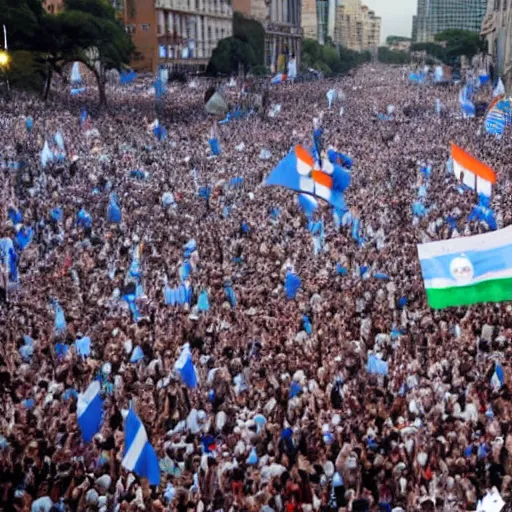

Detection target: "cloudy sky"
[364, 0, 418, 43]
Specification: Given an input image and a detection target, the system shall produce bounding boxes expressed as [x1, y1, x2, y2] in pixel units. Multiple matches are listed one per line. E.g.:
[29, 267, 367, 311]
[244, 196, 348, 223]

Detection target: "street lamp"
[0, 51, 9, 67]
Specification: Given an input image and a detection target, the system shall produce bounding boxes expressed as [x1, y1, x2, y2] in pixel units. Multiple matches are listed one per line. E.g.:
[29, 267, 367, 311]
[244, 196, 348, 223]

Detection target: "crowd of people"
[1, 64, 512, 512]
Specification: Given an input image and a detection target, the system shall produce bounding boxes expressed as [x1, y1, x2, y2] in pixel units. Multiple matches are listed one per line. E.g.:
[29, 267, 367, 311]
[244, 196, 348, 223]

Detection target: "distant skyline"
[364, 0, 417, 43]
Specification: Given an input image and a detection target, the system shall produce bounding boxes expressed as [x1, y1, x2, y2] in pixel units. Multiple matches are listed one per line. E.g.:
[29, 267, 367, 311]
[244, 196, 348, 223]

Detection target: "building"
[314, 0, 337, 44]
[480, 0, 510, 87]
[42, 0, 231, 73]
[333, 0, 381, 52]
[387, 39, 412, 52]
[232, 0, 302, 72]
[122, 0, 233, 73]
[302, 0, 318, 40]
[412, 0, 487, 43]
[42, 0, 63, 14]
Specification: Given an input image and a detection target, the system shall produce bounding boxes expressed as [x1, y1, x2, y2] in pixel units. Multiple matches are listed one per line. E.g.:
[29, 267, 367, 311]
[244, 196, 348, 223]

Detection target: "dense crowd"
[1, 64, 512, 512]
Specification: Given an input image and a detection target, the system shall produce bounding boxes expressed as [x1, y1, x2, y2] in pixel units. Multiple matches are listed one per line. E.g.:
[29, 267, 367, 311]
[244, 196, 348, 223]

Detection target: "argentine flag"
[122, 409, 160, 485]
[77, 381, 104, 442]
[174, 344, 198, 388]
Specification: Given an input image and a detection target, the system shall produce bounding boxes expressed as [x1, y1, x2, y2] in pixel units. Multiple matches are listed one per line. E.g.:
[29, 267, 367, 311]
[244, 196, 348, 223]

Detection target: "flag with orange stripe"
[265, 146, 347, 211]
[451, 143, 496, 197]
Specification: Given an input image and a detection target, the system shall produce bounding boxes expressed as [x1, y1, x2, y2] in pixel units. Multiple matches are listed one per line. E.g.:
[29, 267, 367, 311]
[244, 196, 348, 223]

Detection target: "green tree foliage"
[207, 36, 257, 75]
[57, 0, 133, 104]
[434, 29, 484, 66]
[0, 0, 44, 50]
[378, 47, 409, 65]
[233, 12, 265, 66]
[411, 30, 485, 67]
[207, 13, 264, 75]
[410, 42, 446, 62]
[7, 51, 46, 92]
[0, 0, 133, 103]
[301, 38, 370, 76]
[385, 35, 411, 46]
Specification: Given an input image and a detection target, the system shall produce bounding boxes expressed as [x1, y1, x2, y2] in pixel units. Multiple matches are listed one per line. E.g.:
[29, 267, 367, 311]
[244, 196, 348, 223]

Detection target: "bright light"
[0, 51, 9, 66]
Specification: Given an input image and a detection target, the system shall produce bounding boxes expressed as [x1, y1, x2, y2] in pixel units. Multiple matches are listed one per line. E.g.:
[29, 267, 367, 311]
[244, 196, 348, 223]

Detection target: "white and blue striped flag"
[77, 380, 104, 442]
[122, 409, 160, 485]
[174, 343, 198, 388]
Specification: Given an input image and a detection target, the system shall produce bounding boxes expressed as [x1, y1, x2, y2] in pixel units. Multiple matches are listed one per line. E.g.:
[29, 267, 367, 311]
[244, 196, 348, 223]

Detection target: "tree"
[56, 0, 133, 105]
[0, 0, 133, 103]
[207, 36, 257, 75]
[410, 42, 446, 62]
[378, 47, 409, 65]
[386, 35, 411, 46]
[233, 12, 265, 67]
[0, 0, 45, 51]
[300, 38, 369, 77]
[434, 29, 484, 66]
[207, 13, 265, 75]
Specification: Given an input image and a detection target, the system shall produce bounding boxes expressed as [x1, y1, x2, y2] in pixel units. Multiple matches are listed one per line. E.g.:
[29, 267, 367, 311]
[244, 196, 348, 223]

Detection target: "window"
[159, 45, 167, 58]
[142, 23, 150, 31]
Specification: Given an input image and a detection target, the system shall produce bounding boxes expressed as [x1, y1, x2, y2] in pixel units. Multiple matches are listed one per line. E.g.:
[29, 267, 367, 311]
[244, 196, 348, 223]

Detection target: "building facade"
[232, 0, 302, 72]
[42, 0, 63, 14]
[121, 0, 233, 72]
[481, 0, 511, 87]
[333, 0, 381, 52]
[302, 0, 318, 40]
[314, 0, 337, 44]
[412, 0, 487, 43]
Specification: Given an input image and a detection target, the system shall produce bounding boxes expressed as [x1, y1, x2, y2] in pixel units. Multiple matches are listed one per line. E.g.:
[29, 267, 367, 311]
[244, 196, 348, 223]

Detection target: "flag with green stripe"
[417, 226, 512, 309]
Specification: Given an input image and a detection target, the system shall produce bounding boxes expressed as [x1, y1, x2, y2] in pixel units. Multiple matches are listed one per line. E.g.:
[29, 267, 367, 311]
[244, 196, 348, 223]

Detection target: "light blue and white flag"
[41, 141, 54, 168]
[53, 300, 67, 335]
[71, 62, 82, 84]
[435, 99, 442, 116]
[434, 66, 443, 83]
[174, 344, 198, 388]
[367, 354, 388, 376]
[77, 380, 104, 442]
[122, 409, 160, 485]
[326, 89, 336, 109]
[459, 86, 475, 118]
[485, 100, 508, 136]
[75, 336, 91, 357]
[493, 77, 505, 97]
[54, 131, 65, 151]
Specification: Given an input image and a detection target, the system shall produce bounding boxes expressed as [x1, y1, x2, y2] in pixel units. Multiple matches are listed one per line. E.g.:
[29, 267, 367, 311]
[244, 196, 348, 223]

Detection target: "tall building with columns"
[121, 0, 233, 72]
[480, 0, 511, 89]
[232, 0, 302, 72]
[333, 0, 381, 52]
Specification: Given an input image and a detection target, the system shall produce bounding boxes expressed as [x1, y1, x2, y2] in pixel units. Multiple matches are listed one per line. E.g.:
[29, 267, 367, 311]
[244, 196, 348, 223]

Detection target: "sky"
[364, 0, 417, 43]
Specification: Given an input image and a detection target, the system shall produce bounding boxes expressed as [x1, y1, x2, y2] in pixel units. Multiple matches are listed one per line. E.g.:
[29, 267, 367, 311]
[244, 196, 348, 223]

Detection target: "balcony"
[154, 0, 232, 19]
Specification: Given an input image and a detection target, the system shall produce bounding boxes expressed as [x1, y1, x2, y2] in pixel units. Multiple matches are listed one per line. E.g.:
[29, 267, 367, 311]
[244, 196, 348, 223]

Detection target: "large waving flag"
[417, 225, 512, 309]
[265, 146, 347, 211]
[77, 381, 104, 442]
[122, 409, 160, 485]
[451, 143, 496, 197]
[485, 103, 507, 135]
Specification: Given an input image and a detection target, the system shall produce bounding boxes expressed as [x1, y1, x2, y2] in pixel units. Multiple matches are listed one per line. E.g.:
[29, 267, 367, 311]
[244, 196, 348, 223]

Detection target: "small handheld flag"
[174, 344, 198, 388]
[122, 409, 160, 485]
[77, 381, 104, 442]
